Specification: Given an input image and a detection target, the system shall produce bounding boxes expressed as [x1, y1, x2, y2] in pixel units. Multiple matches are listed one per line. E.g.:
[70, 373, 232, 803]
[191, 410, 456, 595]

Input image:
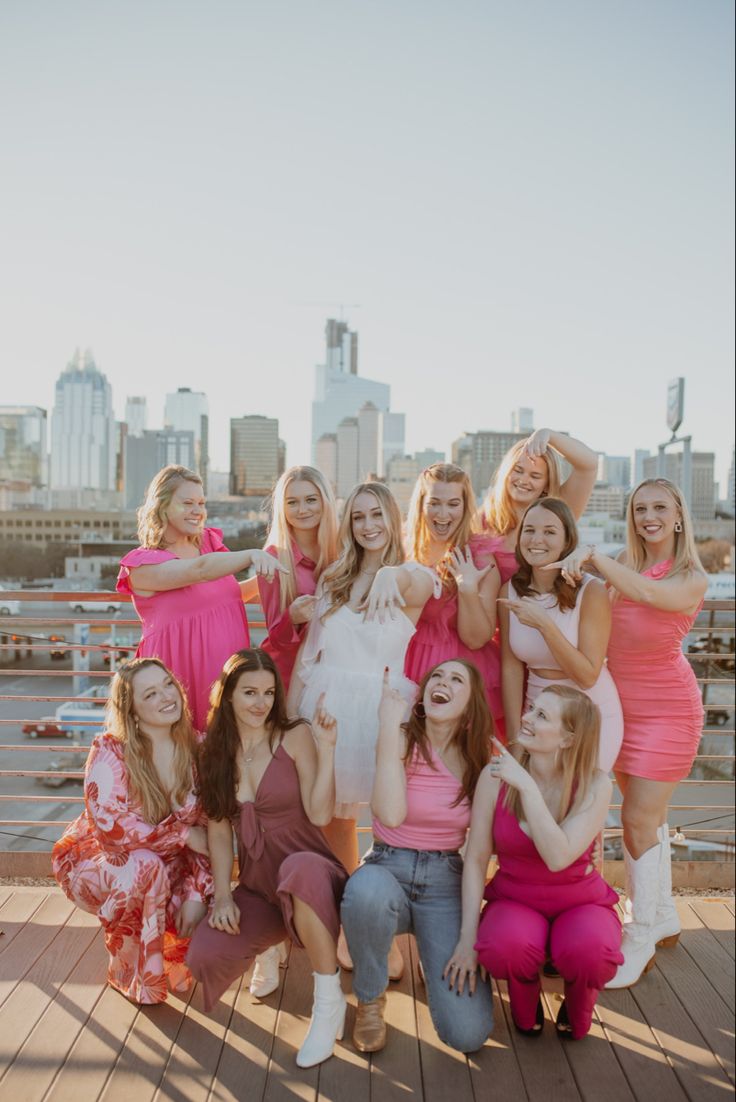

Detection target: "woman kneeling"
[187, 649, 347, 1068]
[454, 686, 622, 1039]
[341, 661, 494, 1054]
[52, 658, 212, 1004]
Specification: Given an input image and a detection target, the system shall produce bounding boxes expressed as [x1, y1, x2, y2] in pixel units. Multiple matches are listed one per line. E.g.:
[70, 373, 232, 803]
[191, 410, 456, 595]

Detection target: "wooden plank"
[408, 935, 474, 1102]
[596, 987, 691, 1102]
[676, 905, 735, 1012]
[0, 905, 99, 1075]
[208, 961, 284, 1102]
[262, 943, 320, 1102]
[628, 959, 733, 1101]
[687, 900, 735, 959]
[0, 928, 108, 1101]
[652, 939, 735, 1084]
[467, 979, 528, 1099]
[368, 935, 423, 1102]
[316, 965, 370, 1102]
[154, 974, 242, 1101]
[100, 988, 195, 1101]
[0, 891, 75, 1007]
[0, 887, 47, 956]
[496, 979, 582, 1102]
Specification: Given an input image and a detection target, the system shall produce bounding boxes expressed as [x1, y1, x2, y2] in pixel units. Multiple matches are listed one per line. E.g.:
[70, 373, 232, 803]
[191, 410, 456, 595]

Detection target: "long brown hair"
[402, 660, 492, 805]
[511, 498, 580, 612]
[137, 464, 204, 549]
[322, 482, 405, 617]
[406, 463, 477, 593]
[197, 649, 301, 821]
[505, 684, 600, 823]
[107, 658, 197, 824]
[481, 439, 561, 536]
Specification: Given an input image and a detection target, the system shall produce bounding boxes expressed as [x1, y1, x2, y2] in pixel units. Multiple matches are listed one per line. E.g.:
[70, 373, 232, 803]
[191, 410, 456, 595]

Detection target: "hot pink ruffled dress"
[117, 528, 249, 729]
[404, 535, 503, 734]
[607, 560, 704, 781]
[257, 542, 317, 694]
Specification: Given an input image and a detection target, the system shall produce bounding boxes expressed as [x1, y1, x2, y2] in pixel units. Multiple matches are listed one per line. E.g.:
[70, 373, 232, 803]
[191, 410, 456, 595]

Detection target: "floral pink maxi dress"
[52, 733, 213, 1004]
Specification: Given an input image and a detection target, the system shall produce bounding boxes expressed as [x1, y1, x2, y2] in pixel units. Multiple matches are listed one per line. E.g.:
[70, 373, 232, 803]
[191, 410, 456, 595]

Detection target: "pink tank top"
[373, 746, 470, 852]
[508, 576, 591, 670]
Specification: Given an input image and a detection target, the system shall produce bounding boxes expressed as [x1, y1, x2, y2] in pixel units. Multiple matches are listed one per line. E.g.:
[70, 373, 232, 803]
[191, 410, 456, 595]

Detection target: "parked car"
[23, 716, 73, 739]
[0, 587, 21, 615]
[68, 599, 122, 613]
[705, 706, 732, 727]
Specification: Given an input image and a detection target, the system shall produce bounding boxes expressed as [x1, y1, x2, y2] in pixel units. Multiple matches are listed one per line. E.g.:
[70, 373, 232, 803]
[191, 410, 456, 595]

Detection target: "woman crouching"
[340, 661, 494, 1054]
[52, 658, 212, 1004]
[187, 649, 347, 1068]
[451, 686, 622, 1039]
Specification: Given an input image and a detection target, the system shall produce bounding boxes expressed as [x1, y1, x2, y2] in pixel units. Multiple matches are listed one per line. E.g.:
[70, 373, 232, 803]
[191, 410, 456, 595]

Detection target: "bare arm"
[526, 429, 598, 520]
[499, 586, 525, 738]
[370, 673, 409, 828]
[206, 817, 240, 934]
[283, 713, 336, 827]
[130, 548, 285, 595]
[455, 549, 500, 649]
[546, 547, 708, 614]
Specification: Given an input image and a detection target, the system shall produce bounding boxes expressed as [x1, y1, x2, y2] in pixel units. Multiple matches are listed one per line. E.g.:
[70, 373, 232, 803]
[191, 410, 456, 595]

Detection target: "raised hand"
[312, 692, 338, 747]
[497, 594, 552, 630]
[449, 546, 496, 593]
[542, 546, 596, 586]
[290, 594, 318, 625]
[378, 666, 410, 730]
[524, 428, 551, 457]
[250, 549, 289, 582]
[361, 565, 406, 623]
[488, 736, 534, 792]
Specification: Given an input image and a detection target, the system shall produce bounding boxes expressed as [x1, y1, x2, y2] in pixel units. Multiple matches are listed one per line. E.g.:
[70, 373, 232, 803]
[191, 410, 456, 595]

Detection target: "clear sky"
[1, 1, 733, 490]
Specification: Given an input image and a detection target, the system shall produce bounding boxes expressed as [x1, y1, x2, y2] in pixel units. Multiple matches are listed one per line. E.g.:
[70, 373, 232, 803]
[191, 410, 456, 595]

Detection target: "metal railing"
[0, 590, 733, 885]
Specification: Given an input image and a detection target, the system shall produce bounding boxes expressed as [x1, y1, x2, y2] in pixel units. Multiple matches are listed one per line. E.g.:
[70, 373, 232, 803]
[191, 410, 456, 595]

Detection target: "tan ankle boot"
[353, 992, 387, 1053]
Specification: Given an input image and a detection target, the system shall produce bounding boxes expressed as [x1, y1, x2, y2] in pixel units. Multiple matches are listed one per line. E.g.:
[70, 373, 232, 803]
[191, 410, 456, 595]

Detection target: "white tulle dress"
[297, 596, 419, 814]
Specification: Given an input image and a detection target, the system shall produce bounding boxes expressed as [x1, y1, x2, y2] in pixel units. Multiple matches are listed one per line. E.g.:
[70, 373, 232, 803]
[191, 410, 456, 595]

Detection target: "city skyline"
[0, 3, 733, 488]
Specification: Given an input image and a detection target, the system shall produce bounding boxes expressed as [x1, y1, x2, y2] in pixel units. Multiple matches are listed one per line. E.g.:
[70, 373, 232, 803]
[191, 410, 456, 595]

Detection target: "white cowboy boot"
[652, 825, 681, 947]
[296, 970, 347, 1068]
[249, 941, 288, 998]
[605, 842, 659, 989]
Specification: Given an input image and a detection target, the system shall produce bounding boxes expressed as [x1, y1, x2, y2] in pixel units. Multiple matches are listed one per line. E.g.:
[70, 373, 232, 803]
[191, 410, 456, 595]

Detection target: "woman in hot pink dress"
[551, 479, 707, 988]
[52, 658, 213, 1004]
[117, 465, 284, 730]
[479, 428, 599, 585]
[398, 464, 502, 729]
[257, 465, 338, 694]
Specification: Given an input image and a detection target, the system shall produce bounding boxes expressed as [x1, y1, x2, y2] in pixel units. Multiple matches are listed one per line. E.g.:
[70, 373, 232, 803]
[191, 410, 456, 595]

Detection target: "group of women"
[52, 429, 708, 1065]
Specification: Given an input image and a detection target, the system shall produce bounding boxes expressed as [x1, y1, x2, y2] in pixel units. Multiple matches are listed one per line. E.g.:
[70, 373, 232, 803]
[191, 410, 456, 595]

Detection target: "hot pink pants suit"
[474, 788, 623, 1039]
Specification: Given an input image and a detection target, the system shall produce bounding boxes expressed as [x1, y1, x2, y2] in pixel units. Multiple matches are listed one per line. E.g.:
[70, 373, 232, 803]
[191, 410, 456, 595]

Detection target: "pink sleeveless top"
[508, 576, 591, 670]
[373, 746, 470, 852]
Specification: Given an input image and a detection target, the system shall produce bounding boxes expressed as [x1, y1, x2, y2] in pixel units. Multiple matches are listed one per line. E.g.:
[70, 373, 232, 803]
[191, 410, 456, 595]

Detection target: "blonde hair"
[406, 463, 477, 592]
[482, 439, 561, 536]
[137, 465, 203, 549]
[624, 478, 704, 579]
[505, 684, 600, 824]
[107, 658, 198, 824]
[322, 482, 405, 617]
[264, 466, 338, 611]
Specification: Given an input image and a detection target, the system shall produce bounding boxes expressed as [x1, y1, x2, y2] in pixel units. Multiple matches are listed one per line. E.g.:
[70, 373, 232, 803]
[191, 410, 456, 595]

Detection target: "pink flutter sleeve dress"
[404, 534, 503, 735]
[257, 542, 317, 694]
[52, 733, 213, 1005]
[117, 527, 250, 729]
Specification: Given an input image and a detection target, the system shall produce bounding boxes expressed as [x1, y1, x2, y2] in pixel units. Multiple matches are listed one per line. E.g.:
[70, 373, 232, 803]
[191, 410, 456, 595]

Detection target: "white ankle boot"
[250, 941, 287, 998]
[652, 825, 681, 947]
[296, 970, 347, 1068]
[606, 842, 659, 989]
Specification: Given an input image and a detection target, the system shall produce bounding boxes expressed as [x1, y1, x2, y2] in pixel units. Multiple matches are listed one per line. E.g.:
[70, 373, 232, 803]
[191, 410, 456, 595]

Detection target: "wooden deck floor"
[0, 886, 733, 1102]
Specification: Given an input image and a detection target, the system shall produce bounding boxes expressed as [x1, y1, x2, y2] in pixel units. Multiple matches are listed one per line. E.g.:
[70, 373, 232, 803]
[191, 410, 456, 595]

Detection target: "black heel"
[514, 998, 544, 1037]
[555, 1000, 573, 1038]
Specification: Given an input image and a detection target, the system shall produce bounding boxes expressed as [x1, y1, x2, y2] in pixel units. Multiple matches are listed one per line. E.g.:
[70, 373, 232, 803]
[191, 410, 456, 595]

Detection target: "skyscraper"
[164, 387, 209, 489]
[642, 452, 717, 520]
[125, 429, 196, 509]
[125, 396, 147, 438]
[311, 319, 390, 460]
[0, 406, 47, 486]
[230, 415, 280, 496]
[50, 349, 116, 491]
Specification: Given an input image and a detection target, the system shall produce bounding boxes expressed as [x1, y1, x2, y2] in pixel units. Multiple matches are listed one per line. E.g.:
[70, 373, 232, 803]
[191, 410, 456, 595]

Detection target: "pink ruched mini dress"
[404, 535, 503, 733]
[117, 527, 249, 729]
[186, 743, 347, 1011]
[607, 560, 704, 782]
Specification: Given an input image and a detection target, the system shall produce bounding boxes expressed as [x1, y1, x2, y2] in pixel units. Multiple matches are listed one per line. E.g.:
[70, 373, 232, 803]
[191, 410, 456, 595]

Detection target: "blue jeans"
[341, 843, 493, 1053]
